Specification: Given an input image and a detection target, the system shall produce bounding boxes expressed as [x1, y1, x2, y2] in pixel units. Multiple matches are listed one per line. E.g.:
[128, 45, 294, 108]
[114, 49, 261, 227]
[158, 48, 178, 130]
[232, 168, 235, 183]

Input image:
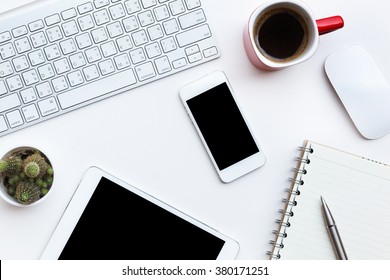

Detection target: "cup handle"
[316, 16, 344, 35]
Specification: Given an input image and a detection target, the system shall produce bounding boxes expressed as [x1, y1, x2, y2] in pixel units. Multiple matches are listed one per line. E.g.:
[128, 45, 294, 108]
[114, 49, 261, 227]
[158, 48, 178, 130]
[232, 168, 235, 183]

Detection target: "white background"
[1, 0, 390, 260]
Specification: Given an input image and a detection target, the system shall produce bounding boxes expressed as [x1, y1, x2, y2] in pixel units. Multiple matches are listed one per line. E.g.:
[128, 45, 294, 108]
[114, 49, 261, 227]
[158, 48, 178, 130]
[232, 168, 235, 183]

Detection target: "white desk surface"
[1, 0, 390, 260]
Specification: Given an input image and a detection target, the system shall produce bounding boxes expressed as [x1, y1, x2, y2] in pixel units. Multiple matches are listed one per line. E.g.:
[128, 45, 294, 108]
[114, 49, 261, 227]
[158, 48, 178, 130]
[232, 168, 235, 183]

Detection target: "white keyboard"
[0, 0, 220, 136]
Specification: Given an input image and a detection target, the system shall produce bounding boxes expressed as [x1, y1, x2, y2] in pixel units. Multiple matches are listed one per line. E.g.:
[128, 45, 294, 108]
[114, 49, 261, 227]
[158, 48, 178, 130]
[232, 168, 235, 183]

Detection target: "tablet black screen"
[59, 177, 225, 260]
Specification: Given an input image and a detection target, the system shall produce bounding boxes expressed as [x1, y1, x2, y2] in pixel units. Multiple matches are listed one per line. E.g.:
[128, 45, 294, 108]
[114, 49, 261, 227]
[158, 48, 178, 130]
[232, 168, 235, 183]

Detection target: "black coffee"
[257, 10, 307, 60]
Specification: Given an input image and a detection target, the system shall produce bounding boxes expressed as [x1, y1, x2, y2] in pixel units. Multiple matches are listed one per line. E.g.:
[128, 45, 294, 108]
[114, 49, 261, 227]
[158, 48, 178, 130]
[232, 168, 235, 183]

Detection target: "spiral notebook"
[269, 140, 390, 260]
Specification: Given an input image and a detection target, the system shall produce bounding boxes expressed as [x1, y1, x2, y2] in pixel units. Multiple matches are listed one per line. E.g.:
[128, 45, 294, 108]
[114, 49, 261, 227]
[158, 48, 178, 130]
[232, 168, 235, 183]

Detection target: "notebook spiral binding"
[266, 144, 314, 259]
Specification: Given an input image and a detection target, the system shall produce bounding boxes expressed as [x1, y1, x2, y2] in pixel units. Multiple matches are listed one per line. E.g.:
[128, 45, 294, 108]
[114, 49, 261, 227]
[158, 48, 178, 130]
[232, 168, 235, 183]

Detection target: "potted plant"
[0, 147, 54, 206]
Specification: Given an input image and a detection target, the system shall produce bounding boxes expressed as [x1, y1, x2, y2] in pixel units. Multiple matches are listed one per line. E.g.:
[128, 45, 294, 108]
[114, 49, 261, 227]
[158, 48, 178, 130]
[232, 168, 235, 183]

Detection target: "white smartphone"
[180, 71, 266, 183]
[41, 167, 239, 260]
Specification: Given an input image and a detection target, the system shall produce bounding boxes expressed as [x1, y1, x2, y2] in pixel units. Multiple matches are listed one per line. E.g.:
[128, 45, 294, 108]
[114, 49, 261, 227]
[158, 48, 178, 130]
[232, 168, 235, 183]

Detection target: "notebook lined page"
[280, 141, 390, 259]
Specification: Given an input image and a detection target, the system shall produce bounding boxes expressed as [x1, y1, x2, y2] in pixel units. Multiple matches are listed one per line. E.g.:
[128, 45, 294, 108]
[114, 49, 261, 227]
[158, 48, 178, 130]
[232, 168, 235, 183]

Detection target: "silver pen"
[320, 196, 348, 260]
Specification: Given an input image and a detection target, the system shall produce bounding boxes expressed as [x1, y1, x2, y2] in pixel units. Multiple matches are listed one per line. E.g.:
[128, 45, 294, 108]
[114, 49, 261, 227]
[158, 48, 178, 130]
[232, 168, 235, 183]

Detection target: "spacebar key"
[176, 24, 212, 47]
[58, 69, 137, 109]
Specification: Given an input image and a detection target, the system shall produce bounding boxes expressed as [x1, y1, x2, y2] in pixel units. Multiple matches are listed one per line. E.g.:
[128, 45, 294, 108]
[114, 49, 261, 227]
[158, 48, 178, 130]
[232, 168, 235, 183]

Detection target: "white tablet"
[41, 167, 239, 260]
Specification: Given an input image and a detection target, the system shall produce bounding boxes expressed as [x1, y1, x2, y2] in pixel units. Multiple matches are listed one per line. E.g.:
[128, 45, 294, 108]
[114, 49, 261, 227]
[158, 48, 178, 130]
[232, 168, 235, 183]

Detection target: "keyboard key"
[75, 33, 93, 49]
[153, 5, 169, 21]
[184, 0, 201, 10]
[60, 38, 77, 55]
[14, 37, 32, 53]
[12, 56, 29, 72]
[85, 46, 102, 63]
[116, 35, 132, 51]
[178, 9, 206, 29]
[124, 0, 141, 14]
[141, 0, 157, 9]
[45, 14, 61, 26]
[30, 32, 48, 48]
[22, 69, 39, 85]
[20, 88, 37, 103]
[28, 49, 45, 66]
[61, 8, 77, 20]
[122, 16, 139, 32]
[83, 65, 100, 81]
[135, 61, 155, 81]
[6, 110, 24, 128]
[6, 75, 23, 91]
[163, 18, 179, 35]
[78, 14, 95, 31]
[91, 27, 108, 43]
[54, 58, 71, 74]
[109, 3, 126, 20]
[44, 44, 61, 60]
[58, 69, 137, 109]
[37, 64, 55, 80]
[0, 31, 11, 43]
[0, 81, 7, 95]
[12, 26, 28, 38]
[98, 59, 115, 75]
[169, 0, 185, 16]
[94, 0, 110, 9]
[0, 43, 16, 59]
[185, 45, 200, 55]
[69, 53, 87, 68]
[147, 24, 164, 40]
[203, 46, 218, 58]
[160, 37, 176, 52]
[138, 10, 154, 27]
[154, 56, 171, 74]
[187, 52, 202, 63]
[36, 82, 53, 98]
[28, 20, 45, 32]
[22, 104, 39, 122]
[101, 41, 117, 57]
[62, 20, 79, 37]
[130, 48, 146, 64]
[0, 116, 8, 132]
[46, 26, 63, 42]
[114, 53, 131, 70]
[132, 30, 148, 46]
[0, 94, 21, 113]
[78, 2, 94, 14]
[94, 9, 110, 25]
[67, 70, 84, 87]
[145, 42, 161, 58]
[172, 57, 187, 69]
[106, 22, 124, 38]
[51, 76, 69, 92]
[38, 97, 59, 116]
[0, 61, 14, 78]
[176, 24, 211, 47]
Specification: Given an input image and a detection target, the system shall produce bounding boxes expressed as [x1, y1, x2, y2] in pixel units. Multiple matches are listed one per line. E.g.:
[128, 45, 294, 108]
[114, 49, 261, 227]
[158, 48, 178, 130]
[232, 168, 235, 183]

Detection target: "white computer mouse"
[325, 45, 390, 139]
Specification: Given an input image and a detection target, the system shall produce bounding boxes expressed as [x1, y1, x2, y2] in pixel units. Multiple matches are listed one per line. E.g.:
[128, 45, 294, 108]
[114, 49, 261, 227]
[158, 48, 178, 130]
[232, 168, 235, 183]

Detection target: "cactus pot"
[0, 147, 54, 207]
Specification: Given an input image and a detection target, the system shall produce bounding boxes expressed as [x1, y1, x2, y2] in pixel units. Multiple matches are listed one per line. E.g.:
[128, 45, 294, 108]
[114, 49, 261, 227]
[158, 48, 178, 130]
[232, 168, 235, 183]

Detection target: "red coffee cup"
[243, 0, 344, 70]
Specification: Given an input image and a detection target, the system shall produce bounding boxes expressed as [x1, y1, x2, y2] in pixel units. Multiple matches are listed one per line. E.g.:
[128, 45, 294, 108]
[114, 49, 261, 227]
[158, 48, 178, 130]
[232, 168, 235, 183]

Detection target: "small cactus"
[24, 162, 40, 178]
[0, 157, 23, 177]
[7, 186, 16, 196]
[41, 188, 49, 197]
[15, 182, 40, 205]
[8, 175, 20, 186]
[23, 153, 48, 178]
[0, 160, 7, 173]
[7, 157, 23, 175]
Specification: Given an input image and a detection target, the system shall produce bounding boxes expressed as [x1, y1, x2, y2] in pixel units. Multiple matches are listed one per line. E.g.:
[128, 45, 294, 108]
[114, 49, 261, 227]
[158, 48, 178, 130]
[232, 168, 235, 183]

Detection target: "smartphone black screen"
[186, 82, 259, 170]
